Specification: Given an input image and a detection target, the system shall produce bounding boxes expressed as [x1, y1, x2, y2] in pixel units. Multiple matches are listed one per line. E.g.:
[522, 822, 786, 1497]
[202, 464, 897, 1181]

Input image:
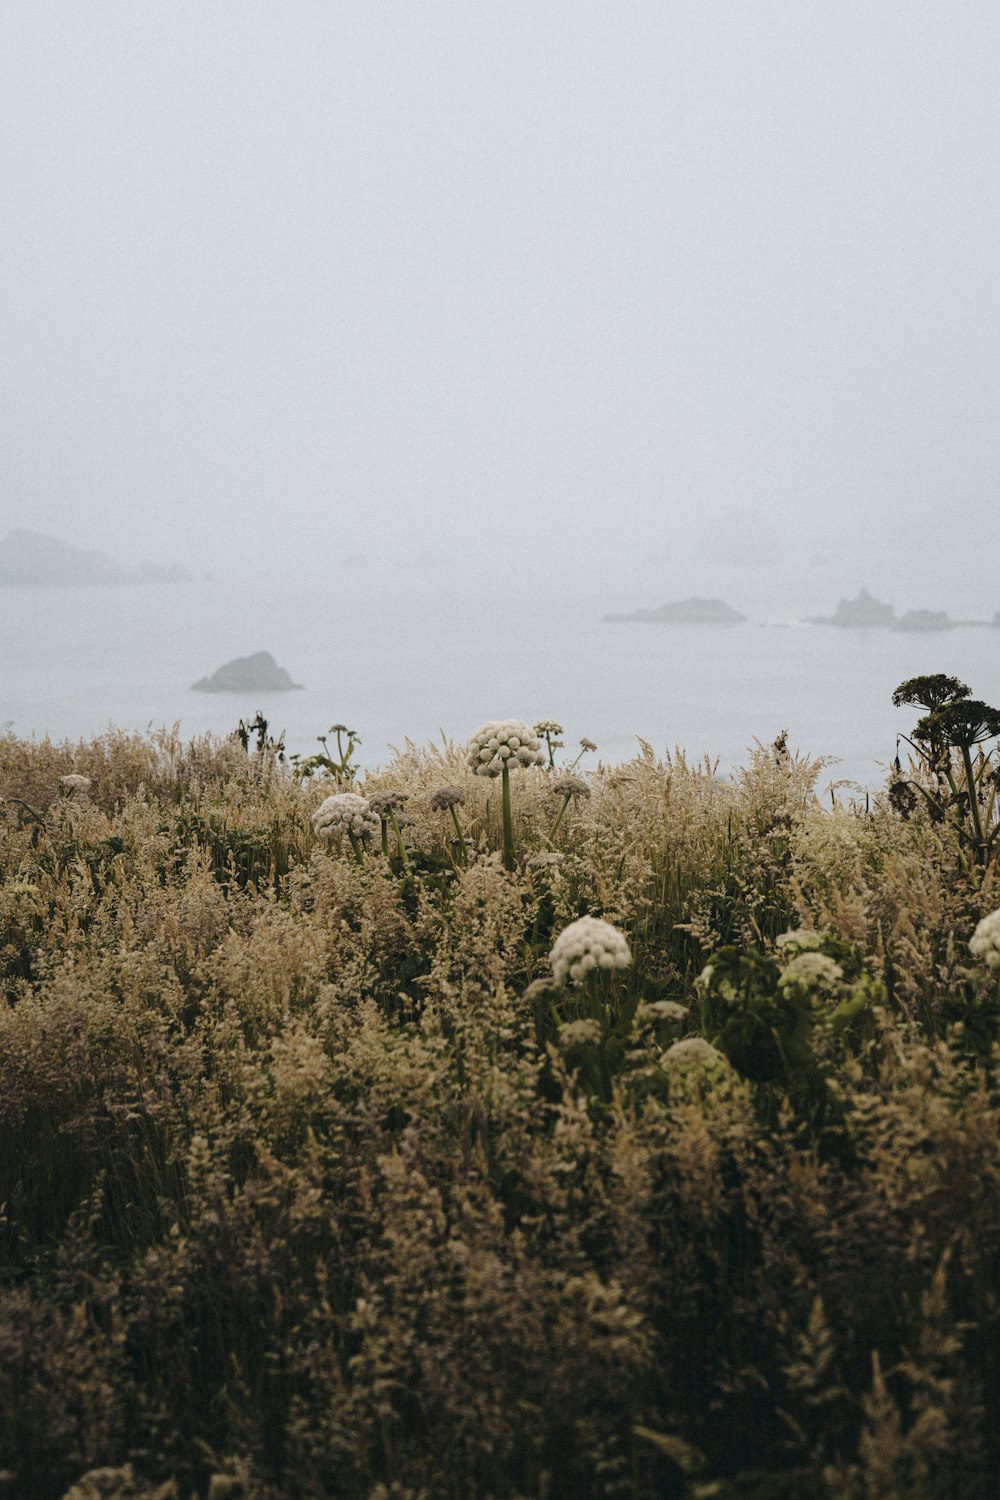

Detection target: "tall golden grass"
[1, 723, 999, 1499]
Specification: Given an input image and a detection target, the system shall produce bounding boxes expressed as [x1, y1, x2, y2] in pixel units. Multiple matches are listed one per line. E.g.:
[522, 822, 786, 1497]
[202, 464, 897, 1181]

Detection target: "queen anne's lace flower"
[312, 792, 379, 842]
[59, 774, 91, 794]
[969, 909, 1000, 971]
[466, 720, 545, 778]
[549, 915, 631, 985]
[659, 1038, 732, 1091]
[777, 952, 843, 996]
[776, 928, 825, 954]
[559, 1018, 602, 1047]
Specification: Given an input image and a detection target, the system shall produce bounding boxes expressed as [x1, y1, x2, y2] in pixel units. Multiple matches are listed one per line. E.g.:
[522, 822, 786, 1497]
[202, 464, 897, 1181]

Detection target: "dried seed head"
[368, 790, 410, 816]
[430, 785, 466, 812]
[551, 774, 591, 801]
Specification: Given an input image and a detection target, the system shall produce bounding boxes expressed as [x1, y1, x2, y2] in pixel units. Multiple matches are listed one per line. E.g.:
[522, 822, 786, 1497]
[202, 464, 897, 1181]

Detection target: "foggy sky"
[2, 3, 998, 596]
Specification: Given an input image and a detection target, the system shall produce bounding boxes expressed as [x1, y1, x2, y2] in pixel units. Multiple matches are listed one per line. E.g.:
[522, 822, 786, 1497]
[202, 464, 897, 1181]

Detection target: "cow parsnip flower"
[311, 792, 379, 842]
[59, 774, 92, 795]
[775, 928, 825, 955]
[559, 1018, 602, 1047]
[777, 952, 843, 997]
[970, 909, 1000, 971]
[549, 915, 631, 986]
[466, 720, 545, 778]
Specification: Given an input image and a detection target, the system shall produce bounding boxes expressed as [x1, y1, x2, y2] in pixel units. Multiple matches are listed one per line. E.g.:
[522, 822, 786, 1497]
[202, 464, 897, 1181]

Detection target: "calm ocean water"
[3, 572, 998, 791]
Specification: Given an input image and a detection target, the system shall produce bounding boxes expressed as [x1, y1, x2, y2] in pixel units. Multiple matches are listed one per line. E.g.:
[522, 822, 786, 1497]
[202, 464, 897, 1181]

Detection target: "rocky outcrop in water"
[192, 652, 303, 693]
[805, 589, 895, 628]
[603, 597, 747, 624]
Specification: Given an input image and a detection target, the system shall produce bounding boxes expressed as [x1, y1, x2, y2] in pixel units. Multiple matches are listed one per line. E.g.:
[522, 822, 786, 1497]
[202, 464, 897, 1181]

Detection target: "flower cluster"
[59, 774, 92, 795]
[559, 1018, 602, 1047]
[777, 951, 843, 997]
[368, 790, 409, 817]
[659, 1036, 728, 1072]
[969, 908, 1000, 971]
[775, 928, 825, 955]
[549, 916, 631, 986]
[429, 785, 466, 812]
[551, 774, 591, 802]
[466, 720, 545, 777]
[534, 720, 564, 737]
[311, 792, 380, 842]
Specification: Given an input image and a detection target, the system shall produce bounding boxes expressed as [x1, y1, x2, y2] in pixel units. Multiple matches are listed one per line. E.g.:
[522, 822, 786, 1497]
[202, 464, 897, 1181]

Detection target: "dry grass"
[1, 725, 999, 1499]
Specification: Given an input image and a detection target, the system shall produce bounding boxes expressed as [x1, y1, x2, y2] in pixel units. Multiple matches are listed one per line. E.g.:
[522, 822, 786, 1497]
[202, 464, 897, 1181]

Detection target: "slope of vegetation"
[1, 712, 999, 1500]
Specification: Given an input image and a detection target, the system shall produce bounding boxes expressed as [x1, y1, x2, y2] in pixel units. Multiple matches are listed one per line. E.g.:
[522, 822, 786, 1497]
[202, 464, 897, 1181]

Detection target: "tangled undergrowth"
[2, 713, 1000, 1500]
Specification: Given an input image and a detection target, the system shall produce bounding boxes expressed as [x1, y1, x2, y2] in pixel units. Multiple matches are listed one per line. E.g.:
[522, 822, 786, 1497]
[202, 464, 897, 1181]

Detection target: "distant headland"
[0, 529, 190, 588]
[603, 597, 747, 625]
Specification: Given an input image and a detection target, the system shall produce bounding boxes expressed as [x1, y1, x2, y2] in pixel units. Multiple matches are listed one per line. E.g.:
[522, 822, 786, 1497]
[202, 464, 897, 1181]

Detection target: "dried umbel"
[59, 774, 92, 795]
[429, 785, 466, 812]
[466, 720, 545, 778]
[549, 915, 631, 986]
[311, 792, 379, 843]
[368, 790, 409, 816]
[551, 774, 590, 802]
[969, 909, 1000, 971]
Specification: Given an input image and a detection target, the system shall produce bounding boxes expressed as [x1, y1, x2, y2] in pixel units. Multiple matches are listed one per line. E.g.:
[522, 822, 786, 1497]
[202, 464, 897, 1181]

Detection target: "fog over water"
[2, 4, 998, 763]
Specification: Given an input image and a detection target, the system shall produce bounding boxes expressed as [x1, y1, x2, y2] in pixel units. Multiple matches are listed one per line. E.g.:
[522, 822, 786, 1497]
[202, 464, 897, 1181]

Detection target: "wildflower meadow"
[2, 680, 1000, 1499]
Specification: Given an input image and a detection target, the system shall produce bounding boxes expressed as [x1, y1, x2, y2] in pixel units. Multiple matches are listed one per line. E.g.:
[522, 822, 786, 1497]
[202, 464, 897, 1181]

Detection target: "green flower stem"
[960, 744, 987, 859]
[548, 794, 572, 842]
[450, 805, 469, 866]
[501, 762, 515, 872]
[388, 809, 410, 868]
[380, 819, 390, 857]
[347, 831, 365, 866]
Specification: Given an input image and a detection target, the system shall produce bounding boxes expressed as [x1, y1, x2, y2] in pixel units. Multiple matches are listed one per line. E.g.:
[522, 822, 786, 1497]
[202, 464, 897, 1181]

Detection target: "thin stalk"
[548, 794, 572, 842]
[380, 818, 390, 857]
[388, 809, 410, 868]
[960, 744, 986, 861]
[500, 762, 515, 872]
[450, 805, 469, 866]
[347, 831, 365, 866]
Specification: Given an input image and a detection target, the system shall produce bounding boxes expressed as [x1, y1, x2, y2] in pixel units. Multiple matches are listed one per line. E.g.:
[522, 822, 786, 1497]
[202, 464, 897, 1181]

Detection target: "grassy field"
[1, 709, 999, 1500]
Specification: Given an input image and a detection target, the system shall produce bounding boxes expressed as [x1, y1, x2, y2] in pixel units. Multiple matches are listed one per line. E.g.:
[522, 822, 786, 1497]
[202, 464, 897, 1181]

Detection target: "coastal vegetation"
[2, 687, 1000, 1499]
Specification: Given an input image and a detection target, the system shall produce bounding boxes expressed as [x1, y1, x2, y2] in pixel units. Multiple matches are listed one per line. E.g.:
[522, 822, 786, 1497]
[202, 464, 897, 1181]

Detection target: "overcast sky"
[1, 3, 997, 594]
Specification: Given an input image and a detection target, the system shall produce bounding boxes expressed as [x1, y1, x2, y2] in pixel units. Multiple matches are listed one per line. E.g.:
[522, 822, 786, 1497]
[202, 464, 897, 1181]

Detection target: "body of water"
[3, 571, 998, 791]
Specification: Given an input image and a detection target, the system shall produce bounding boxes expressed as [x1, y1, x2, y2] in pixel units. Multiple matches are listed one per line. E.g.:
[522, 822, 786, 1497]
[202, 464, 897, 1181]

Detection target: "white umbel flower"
[312, 792, 379, 842]
[659, 1036, 728, 1071]
[59, 774, 92, 795]
[466, 719, 545, 778]
[777, 952, 843, 997]
[559, 1018, 602, 1047]
[969, 908, 1000, 971]
[549, 915, 631, 985]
